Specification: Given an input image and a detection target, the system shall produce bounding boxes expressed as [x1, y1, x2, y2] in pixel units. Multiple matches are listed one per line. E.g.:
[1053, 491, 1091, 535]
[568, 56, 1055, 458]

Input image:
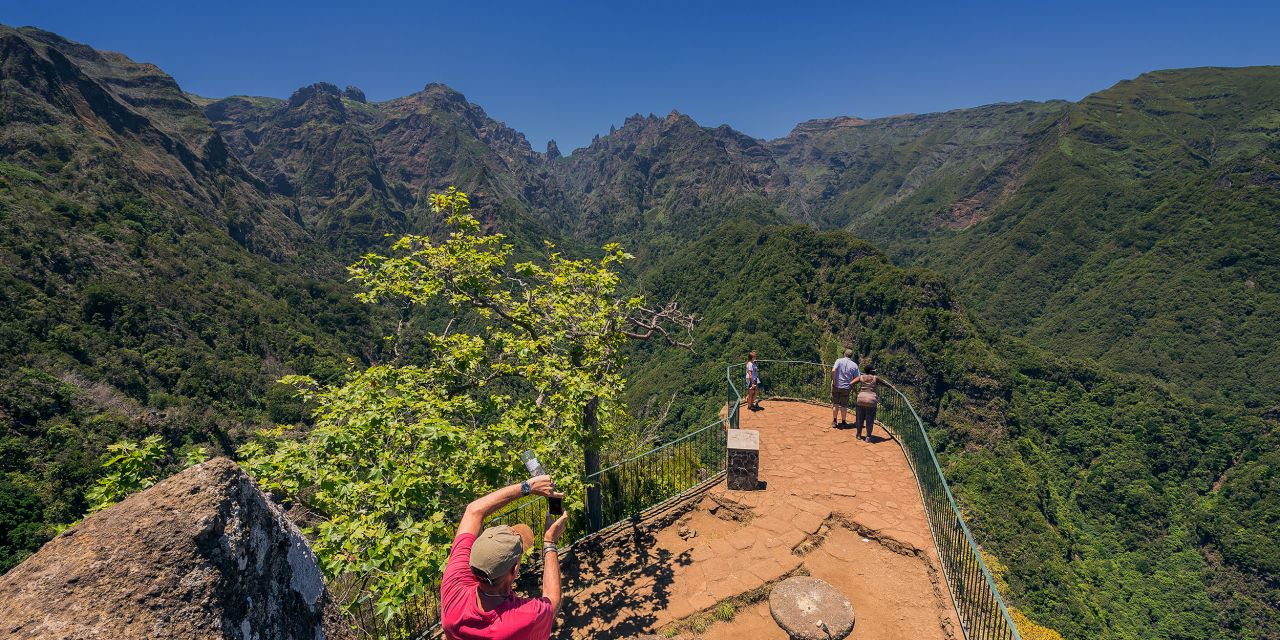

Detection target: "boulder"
[0, 458, 353, 640]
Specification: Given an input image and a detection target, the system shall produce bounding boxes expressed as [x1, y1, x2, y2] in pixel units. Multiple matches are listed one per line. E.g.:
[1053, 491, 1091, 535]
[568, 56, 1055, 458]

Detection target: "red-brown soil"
[553, 400, 959, 639]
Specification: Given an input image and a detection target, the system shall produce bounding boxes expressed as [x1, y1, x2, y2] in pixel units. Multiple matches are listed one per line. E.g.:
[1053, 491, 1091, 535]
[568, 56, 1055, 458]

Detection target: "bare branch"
[623, 300, 697, 348]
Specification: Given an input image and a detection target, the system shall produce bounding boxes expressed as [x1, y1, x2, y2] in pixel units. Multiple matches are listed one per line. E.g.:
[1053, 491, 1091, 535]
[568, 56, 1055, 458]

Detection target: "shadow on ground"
[551, 522, 691, 639]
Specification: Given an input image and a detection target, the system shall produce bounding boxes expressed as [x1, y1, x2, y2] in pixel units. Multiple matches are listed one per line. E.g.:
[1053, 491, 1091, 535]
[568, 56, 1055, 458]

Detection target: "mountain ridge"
[2, 25, 1278, 640]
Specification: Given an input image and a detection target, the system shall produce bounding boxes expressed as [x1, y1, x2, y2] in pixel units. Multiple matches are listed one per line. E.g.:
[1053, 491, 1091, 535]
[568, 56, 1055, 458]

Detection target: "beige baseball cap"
[470, 524, 534, 582]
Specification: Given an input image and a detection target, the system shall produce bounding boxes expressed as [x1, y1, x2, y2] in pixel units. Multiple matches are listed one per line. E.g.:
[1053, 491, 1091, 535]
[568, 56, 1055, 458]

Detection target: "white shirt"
[832, 357, 859, 389]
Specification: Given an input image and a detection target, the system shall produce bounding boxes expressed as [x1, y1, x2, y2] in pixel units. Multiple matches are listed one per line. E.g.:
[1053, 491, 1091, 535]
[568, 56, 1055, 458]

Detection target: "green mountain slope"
[628, 221, 1278, 640]
[0, 26, 377, 570]
[768, 101, 1069, 239]
[1, 24, 1277, 639]
[205, 82, 575, 252]
[549, 111, 783, 244]
[923, 67, 1280, 408]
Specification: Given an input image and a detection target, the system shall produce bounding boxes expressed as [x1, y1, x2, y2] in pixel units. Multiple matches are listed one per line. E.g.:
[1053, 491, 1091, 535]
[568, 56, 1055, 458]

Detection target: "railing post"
[584, 395, 603, 533]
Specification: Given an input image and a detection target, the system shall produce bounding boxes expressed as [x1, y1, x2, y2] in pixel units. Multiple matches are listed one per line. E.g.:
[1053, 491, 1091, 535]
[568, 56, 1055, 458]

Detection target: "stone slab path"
[554, 400, 960, 640]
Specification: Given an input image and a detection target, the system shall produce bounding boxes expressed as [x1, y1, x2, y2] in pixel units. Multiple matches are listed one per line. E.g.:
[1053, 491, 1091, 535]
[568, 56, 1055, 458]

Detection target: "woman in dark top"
[854, 365, 879, 441]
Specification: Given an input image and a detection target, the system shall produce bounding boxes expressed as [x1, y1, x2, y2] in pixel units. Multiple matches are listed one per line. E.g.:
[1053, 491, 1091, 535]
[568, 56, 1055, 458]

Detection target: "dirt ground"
[553, 400, 959, 640]
[698, 526, 953, 640]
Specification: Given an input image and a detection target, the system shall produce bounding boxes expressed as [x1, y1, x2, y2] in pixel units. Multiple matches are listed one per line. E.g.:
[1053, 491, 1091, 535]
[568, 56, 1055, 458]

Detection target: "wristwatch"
[520, 480, 531, 496]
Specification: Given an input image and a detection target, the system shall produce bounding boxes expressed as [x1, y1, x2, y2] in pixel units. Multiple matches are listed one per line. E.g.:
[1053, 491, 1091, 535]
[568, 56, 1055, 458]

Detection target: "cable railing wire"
[371, 358, 1020, 640]
[727, 359, 1021, 640]
[386, 407, 729, 638]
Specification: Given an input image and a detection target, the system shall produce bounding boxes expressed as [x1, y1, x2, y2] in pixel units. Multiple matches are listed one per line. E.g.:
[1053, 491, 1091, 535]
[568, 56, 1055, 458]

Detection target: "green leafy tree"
[241, 188, 693, 620]
[84, 435, 167, 513]
[82, 438, 210, 514]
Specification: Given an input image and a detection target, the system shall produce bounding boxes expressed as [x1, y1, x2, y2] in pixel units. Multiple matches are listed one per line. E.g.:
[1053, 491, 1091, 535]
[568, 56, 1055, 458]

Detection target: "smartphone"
[548, 496, 564, 516]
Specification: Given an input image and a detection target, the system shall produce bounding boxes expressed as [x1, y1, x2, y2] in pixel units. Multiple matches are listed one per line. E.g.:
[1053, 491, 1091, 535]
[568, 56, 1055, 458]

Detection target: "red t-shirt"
[440, 532, 554, 640]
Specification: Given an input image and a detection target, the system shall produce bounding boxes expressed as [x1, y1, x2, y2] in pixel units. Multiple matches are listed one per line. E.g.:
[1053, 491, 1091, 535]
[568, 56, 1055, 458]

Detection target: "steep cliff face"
[0, 26, 374, 573]
[0, 458, 354, 639]
[549, 111, 781, 241]
[0, 26, 304, 260]
[205, 82, 575, 250]
[373, 83, 576, 235]
[205, 82, 404, 249]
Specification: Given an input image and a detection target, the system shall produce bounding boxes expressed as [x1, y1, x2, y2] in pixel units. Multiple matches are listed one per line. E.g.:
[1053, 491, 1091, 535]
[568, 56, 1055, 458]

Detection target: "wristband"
[542, 543, 558, 555]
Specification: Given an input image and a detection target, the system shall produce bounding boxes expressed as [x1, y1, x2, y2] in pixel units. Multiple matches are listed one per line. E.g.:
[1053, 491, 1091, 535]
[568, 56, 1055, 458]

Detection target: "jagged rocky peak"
[288, 81, 344, 107]
[0, 458, 353, 639]
[598, 110, 700, 146]
[664, 108, 695, 125]
[343, 85, 367, 102]
[546, 138, 562, 159]
[416, 81, 470, 105]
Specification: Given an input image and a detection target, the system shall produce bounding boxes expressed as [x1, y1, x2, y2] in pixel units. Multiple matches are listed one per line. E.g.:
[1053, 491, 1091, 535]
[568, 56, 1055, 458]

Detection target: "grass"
[713, 601, 736, 622]
[655, 567, 809, 637]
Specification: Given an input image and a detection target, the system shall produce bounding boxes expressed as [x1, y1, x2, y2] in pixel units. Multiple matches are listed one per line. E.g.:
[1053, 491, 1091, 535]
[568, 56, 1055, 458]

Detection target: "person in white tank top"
[745, 351, 761, 411]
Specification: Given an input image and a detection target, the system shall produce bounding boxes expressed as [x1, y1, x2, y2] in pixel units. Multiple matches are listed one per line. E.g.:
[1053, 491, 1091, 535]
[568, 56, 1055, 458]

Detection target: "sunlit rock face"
[0, 458, 353, 640]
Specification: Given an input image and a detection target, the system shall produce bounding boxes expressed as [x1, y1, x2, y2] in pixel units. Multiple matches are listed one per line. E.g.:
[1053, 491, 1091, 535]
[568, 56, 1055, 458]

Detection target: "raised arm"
[541, 513, 569, 613]
[457, 475, 560, 538]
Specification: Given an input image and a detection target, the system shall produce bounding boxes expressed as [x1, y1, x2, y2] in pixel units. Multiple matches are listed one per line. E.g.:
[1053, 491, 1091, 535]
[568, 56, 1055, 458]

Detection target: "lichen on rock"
[0, 458, 353, 639]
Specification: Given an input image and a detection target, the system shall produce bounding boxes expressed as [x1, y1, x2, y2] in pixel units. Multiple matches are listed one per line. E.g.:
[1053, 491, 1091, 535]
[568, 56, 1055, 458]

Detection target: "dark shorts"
[831, 386, 851, 406]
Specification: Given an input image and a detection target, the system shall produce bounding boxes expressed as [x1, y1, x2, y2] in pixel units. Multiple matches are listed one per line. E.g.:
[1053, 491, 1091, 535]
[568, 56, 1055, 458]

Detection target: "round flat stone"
[768, 576, 855, 639]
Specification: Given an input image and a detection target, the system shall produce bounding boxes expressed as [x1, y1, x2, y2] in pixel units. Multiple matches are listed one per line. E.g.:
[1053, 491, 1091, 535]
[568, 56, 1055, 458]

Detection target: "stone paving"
[554, 400, 959, 639]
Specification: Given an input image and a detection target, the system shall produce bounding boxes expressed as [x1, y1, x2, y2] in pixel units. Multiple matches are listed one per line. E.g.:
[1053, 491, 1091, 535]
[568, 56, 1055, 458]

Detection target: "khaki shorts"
[831, 386, 851, 406]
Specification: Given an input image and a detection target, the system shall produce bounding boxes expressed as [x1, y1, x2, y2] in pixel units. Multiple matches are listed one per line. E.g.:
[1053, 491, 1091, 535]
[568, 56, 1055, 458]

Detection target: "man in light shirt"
[830, 349, 859, 428]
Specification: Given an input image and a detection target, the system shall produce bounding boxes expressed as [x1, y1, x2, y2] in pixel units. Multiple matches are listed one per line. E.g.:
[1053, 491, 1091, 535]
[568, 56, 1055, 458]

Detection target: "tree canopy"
[240, 188, 692, 620]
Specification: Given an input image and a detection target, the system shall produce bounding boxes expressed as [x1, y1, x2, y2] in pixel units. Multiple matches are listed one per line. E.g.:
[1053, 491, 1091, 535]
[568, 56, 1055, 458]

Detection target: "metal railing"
[487, 417, 727, 536]
[374, 358, 1019, 640]
[726, 359, 1021, 640]
[587, 419, 727, 526]
[381, 413, 729, 639]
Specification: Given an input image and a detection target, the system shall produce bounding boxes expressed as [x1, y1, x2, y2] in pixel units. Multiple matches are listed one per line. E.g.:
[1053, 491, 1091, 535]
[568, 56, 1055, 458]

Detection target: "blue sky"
[6, 0, 1278, 152]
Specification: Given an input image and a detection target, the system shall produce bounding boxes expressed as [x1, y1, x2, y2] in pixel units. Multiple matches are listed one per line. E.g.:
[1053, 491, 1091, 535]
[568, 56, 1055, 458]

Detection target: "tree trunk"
[584, 395, 602, 533]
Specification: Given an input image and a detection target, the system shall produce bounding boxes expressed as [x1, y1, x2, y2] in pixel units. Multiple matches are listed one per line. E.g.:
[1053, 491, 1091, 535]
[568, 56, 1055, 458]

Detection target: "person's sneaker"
[832, 420, 838, 428]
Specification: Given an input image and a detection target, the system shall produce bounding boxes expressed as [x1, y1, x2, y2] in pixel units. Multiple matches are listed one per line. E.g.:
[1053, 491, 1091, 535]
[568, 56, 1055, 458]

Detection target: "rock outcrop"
[0, 458, 353, 640]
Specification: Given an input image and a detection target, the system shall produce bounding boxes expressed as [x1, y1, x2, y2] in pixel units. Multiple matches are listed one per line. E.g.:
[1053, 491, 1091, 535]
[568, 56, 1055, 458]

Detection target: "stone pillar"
[727, 428, 760, 490]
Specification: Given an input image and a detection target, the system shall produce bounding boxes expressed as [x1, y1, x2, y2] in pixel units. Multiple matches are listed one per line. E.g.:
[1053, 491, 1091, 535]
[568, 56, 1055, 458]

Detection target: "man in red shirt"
[441, 474, 569, 640]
